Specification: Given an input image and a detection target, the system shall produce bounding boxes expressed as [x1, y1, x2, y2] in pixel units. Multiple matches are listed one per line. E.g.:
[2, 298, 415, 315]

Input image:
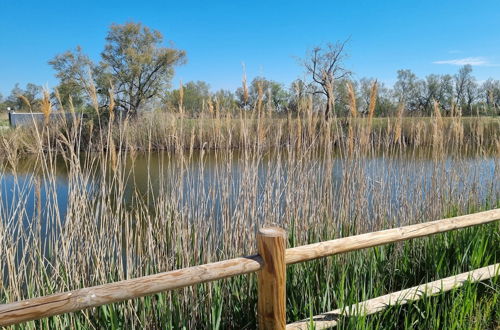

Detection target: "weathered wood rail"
[0, 208, 499, 328]
[287, 263, 500, 329]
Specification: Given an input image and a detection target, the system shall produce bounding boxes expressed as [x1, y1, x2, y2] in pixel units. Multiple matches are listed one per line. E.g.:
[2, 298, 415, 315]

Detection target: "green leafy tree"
[4, 83, 41, 111]
[50, 22, 186, 115]
[49, 46, 94, 108]
[165, 81, 211, 114]
[393, 69, 424, 112]
[101, 22, 186, 115]
[24, 83, 43, 107]
[6, 84, 23, 110]
[422, 74, 453, 114]
[288, 79, 308, 113]
[236, 77, 290, 112]
[481, 79, 500, 115]
[375, 83, 395, 116]
[213, 89, 237, 112]
[334, 78, 358, 116]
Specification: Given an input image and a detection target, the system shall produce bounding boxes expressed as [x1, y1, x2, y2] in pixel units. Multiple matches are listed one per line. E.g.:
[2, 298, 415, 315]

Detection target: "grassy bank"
[1, 111, 499, 158]
[0, 112, 8, 128]
[0, 106, 499, 328]
[286, 215, 499, 329]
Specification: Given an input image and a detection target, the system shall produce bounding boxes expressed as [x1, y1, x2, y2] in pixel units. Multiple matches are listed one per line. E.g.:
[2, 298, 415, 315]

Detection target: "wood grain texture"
[258, 227, 287, 330]
[285, 209, 500, 265]
[0, 255, 263, 326]
[287, 263, 500, 329]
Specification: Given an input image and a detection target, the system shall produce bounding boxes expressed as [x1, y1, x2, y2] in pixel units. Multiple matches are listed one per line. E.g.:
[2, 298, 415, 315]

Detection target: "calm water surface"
[1, 150, 498, 232]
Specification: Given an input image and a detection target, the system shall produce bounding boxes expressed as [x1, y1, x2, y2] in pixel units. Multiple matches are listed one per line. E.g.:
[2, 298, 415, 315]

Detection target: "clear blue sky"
[1, 0, 500, 96]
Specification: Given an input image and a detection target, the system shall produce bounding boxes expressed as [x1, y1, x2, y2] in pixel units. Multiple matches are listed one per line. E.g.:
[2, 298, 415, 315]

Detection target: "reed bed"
[0, 102, 499, 329]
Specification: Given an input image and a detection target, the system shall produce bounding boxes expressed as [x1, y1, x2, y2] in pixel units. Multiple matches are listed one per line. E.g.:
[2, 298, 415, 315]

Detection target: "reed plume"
[394, 102, 404, 147]
[363, 80, 378, 148]
[257, 80, 263, 115]
[242, 63, 249, 106]
[367, 81, 378, 121]
[88, 78, 99, 114]
[54, 88, 64, 112]
[207, 96, 214, 116]
[432, 100, 444, 152]
[40, 89, 52, 125]
[346, 81, 358, 118]
[17, 95, 32, 112]
[346, 81, 357, 155]
[68, 95, 75, 114]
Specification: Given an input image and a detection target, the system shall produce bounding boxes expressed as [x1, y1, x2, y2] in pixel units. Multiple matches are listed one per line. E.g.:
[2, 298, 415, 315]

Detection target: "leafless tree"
[454, 65, 477, 114]
[302, 40, 351, 119]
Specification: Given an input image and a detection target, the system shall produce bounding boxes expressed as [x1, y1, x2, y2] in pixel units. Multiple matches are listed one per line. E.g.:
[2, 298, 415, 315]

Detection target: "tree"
[288, 79, 308, 113]
[50, 22, 186, 115]
[250, 77, 289, 112]
[49, 46, 95, 108]
[213, 89, 237, 112]
[375, 82, 395, 116]
[265, 80, 290, 112]
[100, 22, 186, 115]
[358, 78, 395, 116]
[465, 76, 478, 115]
[359, 78, 396, 116]
[359, 78, 374, 114]
[393, 69, 423, 112]
[481, 79, 500, 114]
[236, 77, 290, 112]
[454, 65, 474, 114]
[419, 74, 453, 115]
[24, 83, 43, 107]
[6, 84, 23, 110]
[4, 83, 41, 111]
[302, 41, 351, 119]
[165, 83, 237, 115]
[334, 78, 358, 116]
[165, 81, 211, 114]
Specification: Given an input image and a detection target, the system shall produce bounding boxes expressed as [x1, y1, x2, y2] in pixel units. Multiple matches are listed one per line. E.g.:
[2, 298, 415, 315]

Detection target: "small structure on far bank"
[8, 111, 78, 128]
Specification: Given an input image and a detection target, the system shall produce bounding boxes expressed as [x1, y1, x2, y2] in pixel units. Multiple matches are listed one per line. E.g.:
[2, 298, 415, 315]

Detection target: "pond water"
[1, 149, 499, 235]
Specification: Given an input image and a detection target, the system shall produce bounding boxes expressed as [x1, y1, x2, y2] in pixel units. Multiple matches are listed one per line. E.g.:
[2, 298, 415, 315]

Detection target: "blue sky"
[1, 0, 500, 96]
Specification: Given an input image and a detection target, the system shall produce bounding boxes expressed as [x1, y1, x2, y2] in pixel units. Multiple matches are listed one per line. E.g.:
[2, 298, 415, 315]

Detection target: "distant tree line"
[1, 23, 499, 118]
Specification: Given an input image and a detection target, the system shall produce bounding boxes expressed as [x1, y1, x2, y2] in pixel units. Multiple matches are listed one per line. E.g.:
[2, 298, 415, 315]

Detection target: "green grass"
[287, 223, 499, 329]
[285, 204, 500, 329]
[15, 209, 499, 329]
[0, 112, 8, 127]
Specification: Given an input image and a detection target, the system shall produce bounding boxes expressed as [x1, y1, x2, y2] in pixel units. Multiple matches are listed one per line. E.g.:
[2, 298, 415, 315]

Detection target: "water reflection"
[1, 149, 498, 234]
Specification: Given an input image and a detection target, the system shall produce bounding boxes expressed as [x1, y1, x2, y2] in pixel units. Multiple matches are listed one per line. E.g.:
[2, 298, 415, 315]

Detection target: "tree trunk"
[325, 94, 334, 121]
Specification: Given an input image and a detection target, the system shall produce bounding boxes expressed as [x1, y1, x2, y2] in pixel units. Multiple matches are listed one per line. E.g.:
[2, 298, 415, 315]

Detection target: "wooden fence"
[0, 209, 499, 328]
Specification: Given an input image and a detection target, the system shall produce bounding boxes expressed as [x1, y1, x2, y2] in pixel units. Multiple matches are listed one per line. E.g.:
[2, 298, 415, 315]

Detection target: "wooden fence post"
[257, 227, 287, 330]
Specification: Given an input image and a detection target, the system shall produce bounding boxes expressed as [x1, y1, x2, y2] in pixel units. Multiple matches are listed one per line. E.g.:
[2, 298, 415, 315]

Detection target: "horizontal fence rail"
[0, 208, 499, 327]
[287, 263, 500, 329]
[0, 256, 263, 326]
[285, 208, 500, 264]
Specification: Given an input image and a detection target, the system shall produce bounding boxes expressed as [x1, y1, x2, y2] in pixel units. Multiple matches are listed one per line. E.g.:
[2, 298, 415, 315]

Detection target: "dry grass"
[0, 112, 8, 126]
[0, 100, 499, 328]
